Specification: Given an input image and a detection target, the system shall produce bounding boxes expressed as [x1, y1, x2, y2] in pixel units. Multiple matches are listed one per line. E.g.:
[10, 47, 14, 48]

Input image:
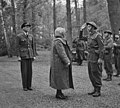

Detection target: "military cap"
[86, 21, 97, 29]
[104, 30, 112, 34]
[21, 22, 31, 29]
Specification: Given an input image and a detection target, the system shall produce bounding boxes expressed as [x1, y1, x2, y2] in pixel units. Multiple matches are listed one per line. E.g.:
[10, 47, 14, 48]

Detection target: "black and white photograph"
[0, 0, 120, 108]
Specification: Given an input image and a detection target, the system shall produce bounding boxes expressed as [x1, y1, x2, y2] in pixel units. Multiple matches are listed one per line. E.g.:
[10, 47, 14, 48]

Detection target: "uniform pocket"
[20, 49, 28, 57]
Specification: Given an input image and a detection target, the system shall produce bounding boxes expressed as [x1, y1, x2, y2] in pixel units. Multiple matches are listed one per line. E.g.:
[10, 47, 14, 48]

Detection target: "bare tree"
[66, 0, 72, 47]
[0, 0, 11, 57]
[53, 0, 56, 35]
[107, 0, 120, 36]
[23, 0, 27, 23]
[83, 0, 87, 36]
[31, 0, 38, 55]
[74, 0, 80, 37]
[83, 0, 86, 23]
[11, 0, 16, 35]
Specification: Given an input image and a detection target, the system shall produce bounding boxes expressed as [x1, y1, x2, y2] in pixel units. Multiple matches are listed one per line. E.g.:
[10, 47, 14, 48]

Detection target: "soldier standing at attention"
[17, 22, 36, 91]
[80, 22, 104, 97]
[103, 30, 113, 81]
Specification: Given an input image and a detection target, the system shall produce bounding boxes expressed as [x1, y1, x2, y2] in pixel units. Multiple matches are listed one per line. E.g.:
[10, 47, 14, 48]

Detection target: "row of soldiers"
[75, 27, 120, 82]
[76, 23, 120, 97]
[103, 29, 120, 81]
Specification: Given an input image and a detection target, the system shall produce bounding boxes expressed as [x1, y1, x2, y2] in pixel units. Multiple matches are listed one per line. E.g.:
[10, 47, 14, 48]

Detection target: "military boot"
[92, 87, 101, 97]
[109, 75, 112, 81]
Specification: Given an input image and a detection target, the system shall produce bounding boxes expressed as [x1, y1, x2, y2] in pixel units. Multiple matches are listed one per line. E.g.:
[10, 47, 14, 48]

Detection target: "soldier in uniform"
[76, 37, 86, 65]
[113, 34, 120, 77]
[17, 22, 36, 91]
[80, 22, 104, 97]
[103, 30, 113, 81]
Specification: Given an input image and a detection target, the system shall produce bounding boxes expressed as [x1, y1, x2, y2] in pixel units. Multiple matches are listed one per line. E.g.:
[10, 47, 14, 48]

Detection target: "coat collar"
[54, 38, 66, 45]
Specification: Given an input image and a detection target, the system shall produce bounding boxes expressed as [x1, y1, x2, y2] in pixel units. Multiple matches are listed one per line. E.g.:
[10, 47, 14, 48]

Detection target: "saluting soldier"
[80, 22, 104, 97]
[103, 30, 113, 81]
[113, 35, 120, 77]
[17, 22, 36, 91]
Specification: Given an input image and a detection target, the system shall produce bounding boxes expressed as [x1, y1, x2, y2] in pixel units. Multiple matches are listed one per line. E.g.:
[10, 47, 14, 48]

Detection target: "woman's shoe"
[88, 88, 96, 95]
[56, 94, 67, 99]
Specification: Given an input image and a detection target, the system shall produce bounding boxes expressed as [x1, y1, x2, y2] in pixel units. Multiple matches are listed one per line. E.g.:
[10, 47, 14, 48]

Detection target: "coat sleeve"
[55, 40, 70, 65]
[96, 35, 104, 59]
[104, 38, 113, 48]
[32, 37, 36, 57]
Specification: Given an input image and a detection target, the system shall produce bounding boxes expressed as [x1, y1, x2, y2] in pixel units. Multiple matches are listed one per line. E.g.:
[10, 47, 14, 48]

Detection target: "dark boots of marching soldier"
[103, 74, 112, 81]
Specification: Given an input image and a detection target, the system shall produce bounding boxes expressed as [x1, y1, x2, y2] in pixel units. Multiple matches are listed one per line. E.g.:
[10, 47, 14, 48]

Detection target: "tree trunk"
[66, 0, 72, 47]
[31, 0, 38, 55]
[11, 0, 16, 35]
[0, 0, 11, 57]
[74, 0, 80, 37]
[83, 0, 86, 23]
[83, 0, 87, 36]
[23, 0, 27, 23]
[107, 0, 120, 36]
[53, 0, 56, 36]
[11, 0, 16, 56]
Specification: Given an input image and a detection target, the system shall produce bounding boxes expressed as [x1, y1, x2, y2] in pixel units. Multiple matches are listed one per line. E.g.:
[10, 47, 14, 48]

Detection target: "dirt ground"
[0, 51, 120, 108]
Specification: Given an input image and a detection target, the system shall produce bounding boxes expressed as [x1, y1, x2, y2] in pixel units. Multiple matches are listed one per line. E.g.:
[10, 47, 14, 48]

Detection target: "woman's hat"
[55, 27, 66, 38]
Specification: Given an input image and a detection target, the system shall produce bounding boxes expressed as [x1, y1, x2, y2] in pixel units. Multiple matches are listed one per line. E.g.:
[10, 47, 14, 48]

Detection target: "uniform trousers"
[114, 54, 118, 70]
[116, 55, 120, 75]
[88, 61, 102, 88]
[20, 58, 33, 89]
[104, 53, 113, 75]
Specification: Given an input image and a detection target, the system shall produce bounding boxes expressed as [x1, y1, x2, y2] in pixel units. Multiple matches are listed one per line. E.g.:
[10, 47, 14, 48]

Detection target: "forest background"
[0, 0, 118, 57]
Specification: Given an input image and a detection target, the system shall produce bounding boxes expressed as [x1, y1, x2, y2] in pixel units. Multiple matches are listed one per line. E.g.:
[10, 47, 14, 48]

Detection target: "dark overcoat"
[17, 32, 36, 59]
[50, 38, 74, 90]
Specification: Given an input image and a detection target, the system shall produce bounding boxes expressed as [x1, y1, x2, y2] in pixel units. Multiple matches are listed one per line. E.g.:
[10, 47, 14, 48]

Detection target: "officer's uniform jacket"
[17, 32, 36, 59]
[87, 31, 104, 62]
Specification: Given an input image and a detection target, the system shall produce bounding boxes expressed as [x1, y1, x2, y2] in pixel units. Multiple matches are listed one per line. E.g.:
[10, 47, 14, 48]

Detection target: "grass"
[0, 51, 120, 108]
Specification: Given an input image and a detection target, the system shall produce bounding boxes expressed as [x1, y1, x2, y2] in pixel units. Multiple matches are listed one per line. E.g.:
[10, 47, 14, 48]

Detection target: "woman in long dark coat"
[50, 27, 74, 99]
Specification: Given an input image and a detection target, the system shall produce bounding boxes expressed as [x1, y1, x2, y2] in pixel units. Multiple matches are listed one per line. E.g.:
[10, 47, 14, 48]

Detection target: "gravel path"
[0, 52, 120, 108]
